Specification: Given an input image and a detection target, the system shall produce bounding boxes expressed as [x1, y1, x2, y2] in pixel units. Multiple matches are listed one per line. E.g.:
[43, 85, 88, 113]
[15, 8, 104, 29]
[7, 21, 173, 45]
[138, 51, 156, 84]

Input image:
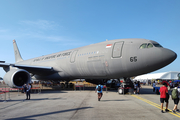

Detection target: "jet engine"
[3, 69, 31, 88]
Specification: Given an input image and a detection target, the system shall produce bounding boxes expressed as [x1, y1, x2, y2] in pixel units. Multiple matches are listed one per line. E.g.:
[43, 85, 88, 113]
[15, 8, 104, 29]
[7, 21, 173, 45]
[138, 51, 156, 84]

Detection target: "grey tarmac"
[0, 86, 180, 120]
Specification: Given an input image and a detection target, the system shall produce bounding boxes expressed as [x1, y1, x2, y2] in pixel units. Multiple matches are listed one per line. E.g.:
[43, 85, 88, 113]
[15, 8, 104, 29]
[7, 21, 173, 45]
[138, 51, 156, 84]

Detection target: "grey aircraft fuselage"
[0, 38, 177, 88]
[16, 39, 176, 79]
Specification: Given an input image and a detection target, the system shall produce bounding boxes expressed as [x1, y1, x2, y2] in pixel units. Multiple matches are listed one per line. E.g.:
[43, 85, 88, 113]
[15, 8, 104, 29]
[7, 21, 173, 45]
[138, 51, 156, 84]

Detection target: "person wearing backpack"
[95, 82, 104, 101]
[159, 82, 169, 113]
[172, 83, 180, 113]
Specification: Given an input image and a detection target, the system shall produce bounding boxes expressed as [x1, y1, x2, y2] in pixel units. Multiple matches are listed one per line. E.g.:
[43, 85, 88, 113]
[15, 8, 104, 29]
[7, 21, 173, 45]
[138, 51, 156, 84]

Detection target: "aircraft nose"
[161, 48, 177, 65]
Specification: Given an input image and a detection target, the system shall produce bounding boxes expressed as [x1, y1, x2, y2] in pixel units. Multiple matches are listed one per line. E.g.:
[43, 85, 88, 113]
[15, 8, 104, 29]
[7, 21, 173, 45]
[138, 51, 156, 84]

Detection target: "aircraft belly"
[87, 60, 107, 77]
[33, 72, 63, 81]
[68, 64, 81, 76]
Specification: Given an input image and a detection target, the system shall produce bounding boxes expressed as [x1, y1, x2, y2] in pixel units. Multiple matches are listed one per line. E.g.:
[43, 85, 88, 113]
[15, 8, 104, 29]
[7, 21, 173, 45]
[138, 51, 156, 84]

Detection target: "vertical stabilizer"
[13, 40, 23, 62]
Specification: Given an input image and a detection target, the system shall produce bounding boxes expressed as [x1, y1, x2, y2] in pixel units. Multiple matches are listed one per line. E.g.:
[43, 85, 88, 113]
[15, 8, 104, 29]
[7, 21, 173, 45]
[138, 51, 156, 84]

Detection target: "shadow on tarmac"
[100, 99, 129, 102]
[6, 97, 63, 102]
[139, 87, 155, 94]
[5, 107, 93, 120]
[38, 90, 68, 94]
[0, 97, 63, 110]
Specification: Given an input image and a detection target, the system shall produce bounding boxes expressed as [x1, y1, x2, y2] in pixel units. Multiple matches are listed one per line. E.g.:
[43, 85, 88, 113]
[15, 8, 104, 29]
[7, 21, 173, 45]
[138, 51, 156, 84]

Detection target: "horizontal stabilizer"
[0, 63, 11, 67]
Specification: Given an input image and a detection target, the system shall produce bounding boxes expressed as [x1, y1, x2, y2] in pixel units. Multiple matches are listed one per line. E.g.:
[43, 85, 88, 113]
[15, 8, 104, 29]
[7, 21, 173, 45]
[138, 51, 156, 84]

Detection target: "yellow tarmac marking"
[132, 95, 180, 118]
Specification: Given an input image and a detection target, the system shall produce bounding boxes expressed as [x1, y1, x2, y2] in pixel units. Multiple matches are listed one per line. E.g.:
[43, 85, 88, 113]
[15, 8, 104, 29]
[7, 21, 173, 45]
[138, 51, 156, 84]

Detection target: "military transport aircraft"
[0, 38, 177, 88]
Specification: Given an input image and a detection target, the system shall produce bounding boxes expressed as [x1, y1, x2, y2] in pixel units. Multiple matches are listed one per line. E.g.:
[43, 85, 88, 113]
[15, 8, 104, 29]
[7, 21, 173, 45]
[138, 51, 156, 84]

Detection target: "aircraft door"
[70, 50, 78, 63]
[112, 42, 124, 58]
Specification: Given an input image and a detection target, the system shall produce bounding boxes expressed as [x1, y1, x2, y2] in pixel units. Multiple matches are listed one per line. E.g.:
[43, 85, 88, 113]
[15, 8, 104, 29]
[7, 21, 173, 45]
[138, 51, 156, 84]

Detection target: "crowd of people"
[133, 80, 180, 113]
[159, 82, 180, 113]
[133, 81, 142, 94]
[23, 80, 180, 114]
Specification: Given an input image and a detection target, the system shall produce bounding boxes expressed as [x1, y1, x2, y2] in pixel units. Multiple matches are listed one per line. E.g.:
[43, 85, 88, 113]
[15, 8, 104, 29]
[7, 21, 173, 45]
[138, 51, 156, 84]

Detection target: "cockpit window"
[140, 43, 163, 49]
[153, 43, 163, 47]
[147, 43, 153, 48]
[140, 43, 147, 49]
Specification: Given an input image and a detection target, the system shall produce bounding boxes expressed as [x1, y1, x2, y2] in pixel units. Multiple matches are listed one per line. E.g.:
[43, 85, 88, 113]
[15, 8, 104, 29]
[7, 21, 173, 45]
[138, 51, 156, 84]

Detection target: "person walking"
[133, 81, 137, 94]
[136, 81, 141, 94]
[172, 83, 180, 113]
[170, 81, 173, 89]
[26, 83, 31, 100]
[95, 83, 104, 101]
[153, 81, 156, 92]
[159, 82, 169, 113]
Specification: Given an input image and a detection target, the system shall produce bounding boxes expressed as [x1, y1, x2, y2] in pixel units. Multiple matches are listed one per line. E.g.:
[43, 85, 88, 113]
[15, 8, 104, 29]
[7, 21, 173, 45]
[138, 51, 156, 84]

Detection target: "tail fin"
[13, 40, 23, 62]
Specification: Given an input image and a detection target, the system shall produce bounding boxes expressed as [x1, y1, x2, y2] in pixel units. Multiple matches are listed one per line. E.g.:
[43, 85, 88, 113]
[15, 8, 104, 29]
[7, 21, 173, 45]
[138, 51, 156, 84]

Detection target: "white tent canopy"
[133, 71, 180, 81]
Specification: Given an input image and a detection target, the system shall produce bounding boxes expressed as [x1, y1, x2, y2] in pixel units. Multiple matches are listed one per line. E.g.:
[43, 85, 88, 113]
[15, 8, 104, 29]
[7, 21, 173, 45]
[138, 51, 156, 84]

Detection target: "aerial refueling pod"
[3, 69, 31, 88]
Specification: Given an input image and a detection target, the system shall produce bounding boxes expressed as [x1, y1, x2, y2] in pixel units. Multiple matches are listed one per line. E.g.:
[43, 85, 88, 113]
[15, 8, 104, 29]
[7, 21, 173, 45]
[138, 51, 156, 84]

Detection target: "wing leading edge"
[0, 63, 54, 74]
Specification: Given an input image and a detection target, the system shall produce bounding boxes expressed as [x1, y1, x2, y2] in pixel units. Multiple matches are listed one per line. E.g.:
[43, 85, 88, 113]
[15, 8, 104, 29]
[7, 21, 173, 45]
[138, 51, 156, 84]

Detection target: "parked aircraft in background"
[0, 38, 177, 88]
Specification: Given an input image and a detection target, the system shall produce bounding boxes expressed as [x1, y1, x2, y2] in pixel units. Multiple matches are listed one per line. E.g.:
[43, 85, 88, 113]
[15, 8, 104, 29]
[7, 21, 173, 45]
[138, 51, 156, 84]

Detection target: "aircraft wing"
[0, 63, 54, 75]
[13, 64, 53, 71]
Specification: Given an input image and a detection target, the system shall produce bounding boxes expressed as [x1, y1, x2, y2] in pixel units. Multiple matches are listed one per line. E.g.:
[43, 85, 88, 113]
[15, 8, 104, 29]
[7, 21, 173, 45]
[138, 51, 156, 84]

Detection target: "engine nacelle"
[3, 69, 31, 88]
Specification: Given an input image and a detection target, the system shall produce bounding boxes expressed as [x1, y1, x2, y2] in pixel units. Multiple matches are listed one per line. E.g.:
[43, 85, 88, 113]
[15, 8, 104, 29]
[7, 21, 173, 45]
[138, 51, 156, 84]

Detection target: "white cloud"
[0, 20, 90, 46]
[32, 34, 64, 42]
[19, 20, 58, 30]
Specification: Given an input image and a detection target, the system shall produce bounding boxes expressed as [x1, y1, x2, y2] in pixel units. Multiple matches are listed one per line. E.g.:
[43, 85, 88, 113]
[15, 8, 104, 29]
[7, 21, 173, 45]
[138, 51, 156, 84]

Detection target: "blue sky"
[0, 0, 179, 77]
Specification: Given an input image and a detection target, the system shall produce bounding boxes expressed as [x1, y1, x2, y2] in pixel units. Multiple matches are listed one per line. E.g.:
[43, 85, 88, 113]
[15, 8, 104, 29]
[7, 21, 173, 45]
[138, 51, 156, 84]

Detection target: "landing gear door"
[112, 42, 124, 58]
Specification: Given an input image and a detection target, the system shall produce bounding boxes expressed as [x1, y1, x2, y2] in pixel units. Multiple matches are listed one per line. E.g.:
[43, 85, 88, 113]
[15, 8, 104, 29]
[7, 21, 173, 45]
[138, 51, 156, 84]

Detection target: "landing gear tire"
[118, 88, 123, 94]
[118, 87, 128, 94]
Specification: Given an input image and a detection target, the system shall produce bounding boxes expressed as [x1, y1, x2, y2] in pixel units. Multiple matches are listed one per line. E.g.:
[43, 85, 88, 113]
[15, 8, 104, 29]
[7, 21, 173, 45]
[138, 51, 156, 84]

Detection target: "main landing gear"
[118, 77, 134, 94]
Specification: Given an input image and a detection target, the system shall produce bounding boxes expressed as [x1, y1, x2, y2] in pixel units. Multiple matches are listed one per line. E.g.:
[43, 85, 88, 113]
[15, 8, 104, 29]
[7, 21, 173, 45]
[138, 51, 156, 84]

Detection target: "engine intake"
[3, 69, 31, 88]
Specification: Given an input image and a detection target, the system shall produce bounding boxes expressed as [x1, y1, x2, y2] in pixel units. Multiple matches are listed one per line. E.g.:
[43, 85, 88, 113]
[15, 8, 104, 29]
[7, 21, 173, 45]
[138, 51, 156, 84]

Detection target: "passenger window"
[147, 43, 153, 48]
[140, 43, 147, 49]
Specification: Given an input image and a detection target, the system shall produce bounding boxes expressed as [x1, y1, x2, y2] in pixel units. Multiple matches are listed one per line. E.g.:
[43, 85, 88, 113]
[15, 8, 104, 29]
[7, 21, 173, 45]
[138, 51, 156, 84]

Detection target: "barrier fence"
[0, 86, 11, 102]
[0, 83, 108, 102]
[74, 84, 108, 93]
[0, 84, 41, 102]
